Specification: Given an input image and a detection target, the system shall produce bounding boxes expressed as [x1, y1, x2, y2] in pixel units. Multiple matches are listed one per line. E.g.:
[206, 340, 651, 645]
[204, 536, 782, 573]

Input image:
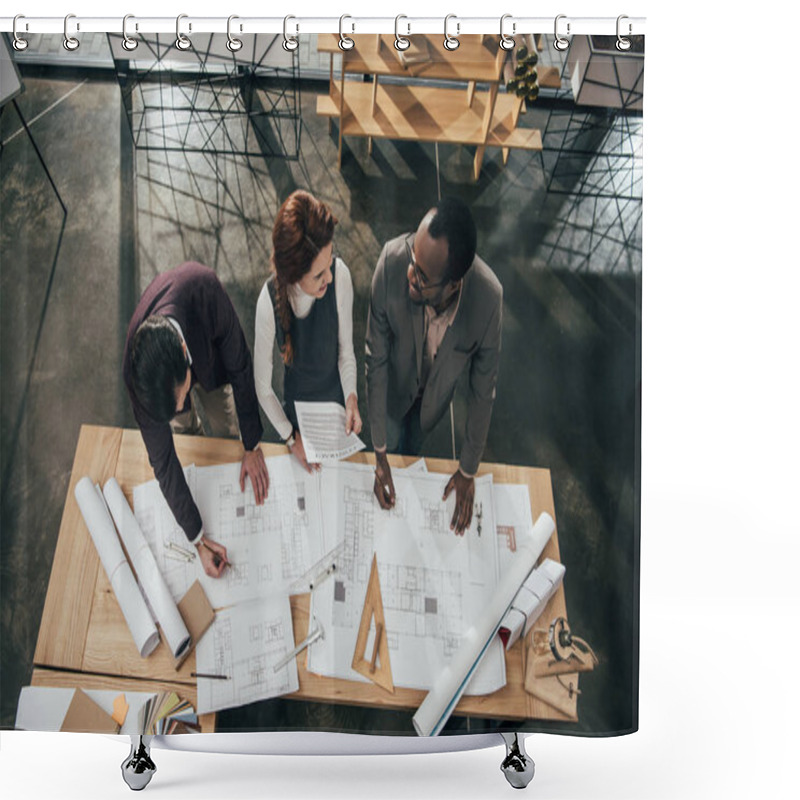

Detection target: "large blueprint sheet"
[195, 594, 299, 714]
[133, 456, 324, 609]
[194, 456, 324, 607]
[307, 462, 506, 694]
[493, 482, 536, 578]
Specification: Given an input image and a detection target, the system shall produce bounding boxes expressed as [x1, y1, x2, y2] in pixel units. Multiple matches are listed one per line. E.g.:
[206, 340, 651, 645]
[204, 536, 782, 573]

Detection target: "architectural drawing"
[193, 456, 324, 607]
[195, 596, 299, 714]
[309, 462, 506, 694]
[130, 456, 534, 704]
[132, 456, 325, 609]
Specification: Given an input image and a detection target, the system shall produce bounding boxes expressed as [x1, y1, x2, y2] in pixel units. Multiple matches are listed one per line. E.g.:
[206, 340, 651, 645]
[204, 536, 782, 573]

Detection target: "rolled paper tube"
[498, 608, 526, 649]
[412, 512, 555, 736]
[74, 477, 160, 658]
[103, 477, 192, 660]
[499, 558, 566, 650]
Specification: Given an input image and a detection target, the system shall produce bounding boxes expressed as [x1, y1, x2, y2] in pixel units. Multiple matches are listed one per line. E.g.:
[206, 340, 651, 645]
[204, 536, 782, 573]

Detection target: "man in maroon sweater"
[123, 262, 269, 578]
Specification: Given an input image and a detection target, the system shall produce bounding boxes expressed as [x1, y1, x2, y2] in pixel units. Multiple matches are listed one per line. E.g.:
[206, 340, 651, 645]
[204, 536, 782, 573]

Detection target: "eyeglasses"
[405, 235, 450, 292]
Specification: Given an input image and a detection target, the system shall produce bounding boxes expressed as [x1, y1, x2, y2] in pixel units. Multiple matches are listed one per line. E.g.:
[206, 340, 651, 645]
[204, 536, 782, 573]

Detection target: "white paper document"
[193, 456, 324, 607]
[133, 457, 325, 609]
[412, 513, 555, 736]
[492, 482, 535, 577]
[294, 401, 366, 462]
[128, 453, 546, 713]
[307, 462, 506, 695]
[194, 595, 299, 714]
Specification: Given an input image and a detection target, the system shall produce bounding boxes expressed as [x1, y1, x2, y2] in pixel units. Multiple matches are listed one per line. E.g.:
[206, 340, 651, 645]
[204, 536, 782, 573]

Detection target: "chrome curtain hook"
[175, 13, 191, 51]
[443, 14, 460, 51]
[616, 15, 632, 51]
[12, 15, 29, 51]
[394, 15, 410, 51]
[227, 15, 243, 52]
[121, 14, 139, 51]
[339, 15, 355, 51]
[282, 15, 299, 51]
[499, 14, 516, 51]
[553, 14, 570, 51]
[63, 13, 80, 51]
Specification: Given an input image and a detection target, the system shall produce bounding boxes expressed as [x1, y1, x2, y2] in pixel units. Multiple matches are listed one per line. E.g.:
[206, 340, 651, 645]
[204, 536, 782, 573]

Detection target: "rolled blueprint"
[412, 512, 555, 736]
[74, 476, 160, 658]
[499, 558, 566, 650]
[103, 477, 192, 660]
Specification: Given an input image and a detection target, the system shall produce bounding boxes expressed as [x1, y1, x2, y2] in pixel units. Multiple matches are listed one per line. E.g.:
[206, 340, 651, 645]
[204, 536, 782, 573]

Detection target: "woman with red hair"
[254, 190, 361, 471]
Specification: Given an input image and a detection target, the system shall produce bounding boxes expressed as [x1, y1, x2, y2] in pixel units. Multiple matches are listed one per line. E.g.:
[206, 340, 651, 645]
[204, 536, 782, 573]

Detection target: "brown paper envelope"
[175, 580, 215, 669]
[61, 689, 120, 734]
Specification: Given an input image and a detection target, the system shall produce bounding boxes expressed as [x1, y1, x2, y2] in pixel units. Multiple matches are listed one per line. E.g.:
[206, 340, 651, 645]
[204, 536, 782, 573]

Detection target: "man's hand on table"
[373, 450, 396, 509]
[443, 470, 475, 535]
[195, 536, 230, 578]
[240, 445, 269, 503]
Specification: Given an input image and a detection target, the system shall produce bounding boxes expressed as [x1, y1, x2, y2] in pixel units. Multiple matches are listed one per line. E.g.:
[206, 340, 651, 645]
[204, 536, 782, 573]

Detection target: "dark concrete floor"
[1, 60, 641, 735]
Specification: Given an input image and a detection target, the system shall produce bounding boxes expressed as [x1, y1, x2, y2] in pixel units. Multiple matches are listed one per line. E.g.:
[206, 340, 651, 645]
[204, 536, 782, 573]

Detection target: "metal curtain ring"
[227, 15, 243, 52]
[499, 14, 515, 51]
[63, 13, 80, 51]
[175, 14, 191, 51]
[443, 14, 460, 51]
[394, 15, 410, 51]
[121, 14, 138, 51]
[283, 15, 299, 51]
[616, 15, 632, 51]
[339, 15, 355, 51]
[12, 15, 29, 51]
[553, 14, 570, 51]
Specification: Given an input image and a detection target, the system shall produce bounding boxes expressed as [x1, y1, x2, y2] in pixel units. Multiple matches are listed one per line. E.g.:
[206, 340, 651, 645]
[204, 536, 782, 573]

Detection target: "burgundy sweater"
[123, 262, 263, 541]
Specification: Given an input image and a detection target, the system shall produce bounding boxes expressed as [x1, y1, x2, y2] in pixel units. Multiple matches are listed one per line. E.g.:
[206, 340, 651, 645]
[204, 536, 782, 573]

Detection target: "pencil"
[191, 672, 230, 680]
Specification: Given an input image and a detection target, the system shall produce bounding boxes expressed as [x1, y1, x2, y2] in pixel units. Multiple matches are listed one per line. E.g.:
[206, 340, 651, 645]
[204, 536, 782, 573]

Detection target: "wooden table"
[33, 424, 573, 732]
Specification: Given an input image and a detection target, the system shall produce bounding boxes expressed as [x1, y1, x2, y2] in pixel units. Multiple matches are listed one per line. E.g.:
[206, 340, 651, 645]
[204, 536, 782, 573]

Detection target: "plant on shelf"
[505, 45, 540, 106]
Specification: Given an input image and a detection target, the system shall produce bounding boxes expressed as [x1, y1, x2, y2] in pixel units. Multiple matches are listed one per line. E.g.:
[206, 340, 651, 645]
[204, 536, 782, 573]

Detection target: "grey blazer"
[365, 233, 503, 476]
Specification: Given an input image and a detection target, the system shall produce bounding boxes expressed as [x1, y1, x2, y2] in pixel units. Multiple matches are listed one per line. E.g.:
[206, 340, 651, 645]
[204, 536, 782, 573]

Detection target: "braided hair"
[271, 190, 338, 365]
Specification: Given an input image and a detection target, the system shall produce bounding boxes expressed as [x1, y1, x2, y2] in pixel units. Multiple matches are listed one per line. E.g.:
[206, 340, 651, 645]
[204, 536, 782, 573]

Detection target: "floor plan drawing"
[195, 596, 299, 714]
[193, 456, 324, 608]
[379, 563, 464, 659]
[309, 462, 506, 694]
[129, 455, 534, 704]
[132, 456, 326, 609]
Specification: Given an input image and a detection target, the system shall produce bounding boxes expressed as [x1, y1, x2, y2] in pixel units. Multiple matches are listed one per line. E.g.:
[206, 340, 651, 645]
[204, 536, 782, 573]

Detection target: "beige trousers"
[171, 383, 240, 440]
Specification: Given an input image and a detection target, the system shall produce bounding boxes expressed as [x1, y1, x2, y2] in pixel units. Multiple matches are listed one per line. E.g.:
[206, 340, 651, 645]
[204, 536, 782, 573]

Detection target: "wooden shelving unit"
[316, 34, 556, 180]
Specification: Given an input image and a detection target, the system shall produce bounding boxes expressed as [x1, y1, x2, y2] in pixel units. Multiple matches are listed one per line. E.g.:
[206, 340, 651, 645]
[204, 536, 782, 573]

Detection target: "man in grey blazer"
[365, 197, 503, 534]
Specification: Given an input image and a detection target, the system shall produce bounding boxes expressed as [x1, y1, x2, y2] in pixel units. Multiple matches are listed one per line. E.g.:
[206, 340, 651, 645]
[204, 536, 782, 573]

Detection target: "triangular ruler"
[351, 554, 394, 693]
